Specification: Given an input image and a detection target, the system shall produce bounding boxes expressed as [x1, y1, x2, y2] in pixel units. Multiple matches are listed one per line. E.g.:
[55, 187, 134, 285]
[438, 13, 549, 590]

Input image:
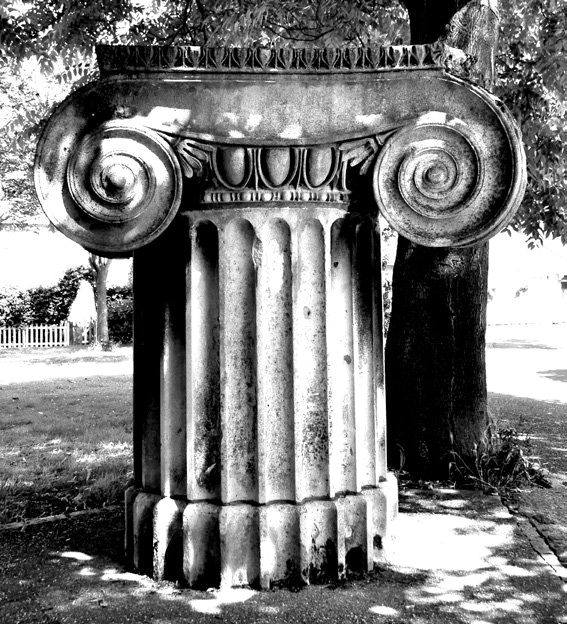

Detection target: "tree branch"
[165, 0, 193, 45]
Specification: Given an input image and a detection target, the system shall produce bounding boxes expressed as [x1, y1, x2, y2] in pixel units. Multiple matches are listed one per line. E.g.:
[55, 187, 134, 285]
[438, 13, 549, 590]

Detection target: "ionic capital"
[35, 44, 526, 255]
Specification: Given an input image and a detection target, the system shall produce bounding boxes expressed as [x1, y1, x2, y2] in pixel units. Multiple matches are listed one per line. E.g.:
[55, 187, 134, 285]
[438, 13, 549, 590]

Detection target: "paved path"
[487, 323, 567, 567]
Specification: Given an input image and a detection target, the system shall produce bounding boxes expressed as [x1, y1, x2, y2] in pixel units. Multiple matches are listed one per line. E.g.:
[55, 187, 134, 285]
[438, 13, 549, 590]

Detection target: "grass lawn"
[0, 346, 133, 524]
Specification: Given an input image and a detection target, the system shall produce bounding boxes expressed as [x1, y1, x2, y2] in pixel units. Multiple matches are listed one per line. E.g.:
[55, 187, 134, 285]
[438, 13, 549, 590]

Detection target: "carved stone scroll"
[36, 120, 182, 256]
[373, 108, 525, 246]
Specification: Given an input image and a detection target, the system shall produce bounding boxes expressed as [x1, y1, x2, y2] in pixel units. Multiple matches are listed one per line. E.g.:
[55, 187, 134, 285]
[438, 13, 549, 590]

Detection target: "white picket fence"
[0, 322, 93, 348]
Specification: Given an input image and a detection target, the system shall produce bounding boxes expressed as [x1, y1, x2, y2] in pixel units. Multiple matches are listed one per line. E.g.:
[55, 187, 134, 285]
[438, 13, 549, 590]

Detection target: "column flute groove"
[352, 218, 378, 491]
[218, 217, 260, 588]
[327, 218, 357, 497]
[183, 218, 222, 588]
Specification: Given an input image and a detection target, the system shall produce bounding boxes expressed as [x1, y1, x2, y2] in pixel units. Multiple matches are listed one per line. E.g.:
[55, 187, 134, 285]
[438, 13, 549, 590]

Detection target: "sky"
[0, 226, 130, 290]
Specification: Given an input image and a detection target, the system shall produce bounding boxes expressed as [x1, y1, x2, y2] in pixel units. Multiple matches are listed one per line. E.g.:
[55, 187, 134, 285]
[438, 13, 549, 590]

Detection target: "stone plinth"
[34, 43, 526, 589]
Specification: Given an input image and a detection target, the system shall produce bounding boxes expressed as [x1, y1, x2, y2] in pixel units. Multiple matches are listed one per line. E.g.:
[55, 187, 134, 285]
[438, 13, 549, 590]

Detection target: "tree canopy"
[497, 0, 566, 245]
[0, 0, 565, 242]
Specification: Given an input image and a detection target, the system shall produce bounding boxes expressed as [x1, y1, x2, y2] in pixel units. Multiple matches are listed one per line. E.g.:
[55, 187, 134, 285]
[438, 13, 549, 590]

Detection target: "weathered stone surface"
[219, 504, 260, 588]
[338, 495, 369, 577]
[124, 485, 139, 568]
[293, 219, 329, 502]
[299, 500, 338, 585]
[132, 492, 161, 576]
[373, 110, 525, 246]
[186, 220, 221, 500]
[363, 474, 399, 563]
[34, 42, 526, 590]
[183, 502, 221, 589]
[260, 504, 300, 589]
[95, 42, 445, 74]
[37, 122, 182, 256]
[153, 497, 186, 582]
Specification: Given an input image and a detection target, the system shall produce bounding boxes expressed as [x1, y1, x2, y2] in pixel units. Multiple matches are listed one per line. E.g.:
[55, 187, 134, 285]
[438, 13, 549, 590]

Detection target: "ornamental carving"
[35, 44, 526, 255]
[97, 43, 444, 74]
[33, 41, 527, 590]
[156, 131, 396, 206]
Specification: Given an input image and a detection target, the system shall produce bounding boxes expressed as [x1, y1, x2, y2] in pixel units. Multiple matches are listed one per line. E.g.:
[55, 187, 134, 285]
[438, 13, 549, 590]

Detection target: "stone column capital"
[35, 43, 525, 255]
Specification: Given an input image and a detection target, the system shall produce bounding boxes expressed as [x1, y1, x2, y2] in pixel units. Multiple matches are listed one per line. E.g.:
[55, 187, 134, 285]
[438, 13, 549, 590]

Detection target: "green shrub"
[0, 288, 31, 325]
[0, 267, 134, 344]
[107, 286, 133, 344]
[0, 266, 93, 326]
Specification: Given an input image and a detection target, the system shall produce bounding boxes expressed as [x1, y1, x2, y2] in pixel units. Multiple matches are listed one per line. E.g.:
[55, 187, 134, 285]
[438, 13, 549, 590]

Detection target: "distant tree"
[107, 285, 134, 344]
[89, 253, 112, 347]
[0, 265, 93, 325]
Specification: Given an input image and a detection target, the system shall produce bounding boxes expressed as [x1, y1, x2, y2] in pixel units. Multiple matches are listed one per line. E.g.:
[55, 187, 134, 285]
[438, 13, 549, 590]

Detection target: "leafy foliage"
[75, 0, 409, 48]
[449, 420, 551, 494]
[0, 0, 408, 227]
[0, 266, 93, 325]
[107, 286, 133, 344]
[496, 0, 567, 245]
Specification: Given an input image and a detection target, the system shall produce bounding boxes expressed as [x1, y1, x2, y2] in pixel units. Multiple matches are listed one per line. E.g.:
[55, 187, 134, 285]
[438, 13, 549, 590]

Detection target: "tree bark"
[386, 240, 489, 477]
[386, 0, 496, 478]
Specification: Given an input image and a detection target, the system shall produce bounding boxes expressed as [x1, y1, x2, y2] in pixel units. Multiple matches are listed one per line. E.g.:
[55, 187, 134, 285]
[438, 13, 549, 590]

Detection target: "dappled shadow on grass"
[1, 492, 566, 624]
[0, 346, 133, 385]
[0, 345, 132, 363]
[0, 373, 132, 524]
[26, 353, 132, 366]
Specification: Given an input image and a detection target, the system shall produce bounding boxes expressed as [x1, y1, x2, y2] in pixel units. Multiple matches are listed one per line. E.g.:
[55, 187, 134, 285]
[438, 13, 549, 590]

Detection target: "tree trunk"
[386, 0, 496, 478]
[89, 254, 112, 347]
[386, 240, 489, 477]
[402, 0, 471, 42]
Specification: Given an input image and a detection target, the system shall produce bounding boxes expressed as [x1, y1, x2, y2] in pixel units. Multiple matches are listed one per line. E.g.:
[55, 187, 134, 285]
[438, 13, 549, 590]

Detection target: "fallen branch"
[0, 505, 121, 531]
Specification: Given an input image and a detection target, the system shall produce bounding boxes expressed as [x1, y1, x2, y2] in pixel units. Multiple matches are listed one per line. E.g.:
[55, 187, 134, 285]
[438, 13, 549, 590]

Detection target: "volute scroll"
[35, 120, 183, 257]
[373, 107, 526, 247]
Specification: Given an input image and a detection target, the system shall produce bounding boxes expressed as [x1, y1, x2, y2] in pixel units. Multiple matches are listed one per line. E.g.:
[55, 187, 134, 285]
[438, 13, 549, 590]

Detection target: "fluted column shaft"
[129, 204, 397, 588]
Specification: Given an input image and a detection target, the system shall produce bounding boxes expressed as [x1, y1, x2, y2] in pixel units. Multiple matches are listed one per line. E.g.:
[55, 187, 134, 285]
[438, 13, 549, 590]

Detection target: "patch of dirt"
[2, 496, 567, 624]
